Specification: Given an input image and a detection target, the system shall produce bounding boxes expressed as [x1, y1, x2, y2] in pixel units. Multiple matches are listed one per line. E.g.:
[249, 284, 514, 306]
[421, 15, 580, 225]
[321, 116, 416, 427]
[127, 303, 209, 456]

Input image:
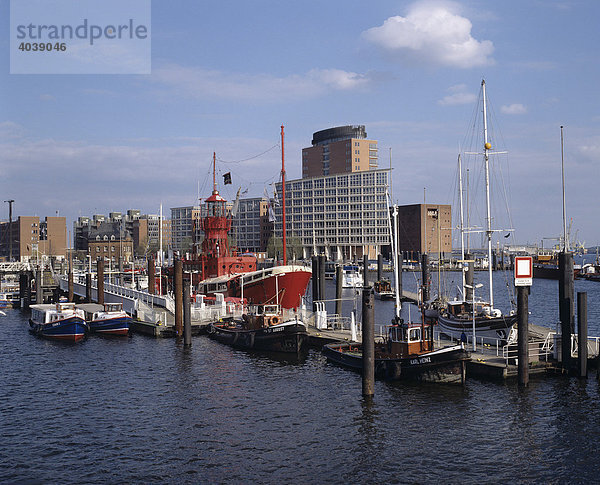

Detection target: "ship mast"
[458, 154, 466, 299]
[212, 152, 217, 194]
[482, 79, 494, 307]
[281, 125, 287, 265]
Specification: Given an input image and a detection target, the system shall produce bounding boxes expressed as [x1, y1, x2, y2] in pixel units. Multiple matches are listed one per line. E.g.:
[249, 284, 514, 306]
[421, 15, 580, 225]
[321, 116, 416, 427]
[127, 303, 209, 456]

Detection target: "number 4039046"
[18, 42, 67, 52]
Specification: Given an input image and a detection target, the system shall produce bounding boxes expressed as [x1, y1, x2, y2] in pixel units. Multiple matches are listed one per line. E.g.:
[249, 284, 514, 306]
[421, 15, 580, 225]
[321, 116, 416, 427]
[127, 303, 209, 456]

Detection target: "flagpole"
[281, 125, 287, 265]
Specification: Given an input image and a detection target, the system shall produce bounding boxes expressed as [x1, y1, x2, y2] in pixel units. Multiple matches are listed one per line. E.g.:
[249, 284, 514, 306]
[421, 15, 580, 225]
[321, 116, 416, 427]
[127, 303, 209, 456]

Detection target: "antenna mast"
[281, 125, 287, 265]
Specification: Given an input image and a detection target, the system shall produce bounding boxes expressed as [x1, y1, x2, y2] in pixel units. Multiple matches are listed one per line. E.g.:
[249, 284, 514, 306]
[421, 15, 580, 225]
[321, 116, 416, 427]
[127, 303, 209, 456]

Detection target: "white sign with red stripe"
[514, 256, 533, 286]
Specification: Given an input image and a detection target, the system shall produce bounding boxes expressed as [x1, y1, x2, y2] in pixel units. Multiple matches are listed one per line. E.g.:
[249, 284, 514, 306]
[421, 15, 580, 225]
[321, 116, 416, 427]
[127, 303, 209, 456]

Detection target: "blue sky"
[1, 0, 599, 248]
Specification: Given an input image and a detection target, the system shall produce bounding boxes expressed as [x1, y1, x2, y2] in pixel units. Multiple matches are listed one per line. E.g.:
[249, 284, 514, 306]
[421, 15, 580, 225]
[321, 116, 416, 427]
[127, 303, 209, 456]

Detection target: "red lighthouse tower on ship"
[194, 133, 312, 309]
[188, 153, 256, 280]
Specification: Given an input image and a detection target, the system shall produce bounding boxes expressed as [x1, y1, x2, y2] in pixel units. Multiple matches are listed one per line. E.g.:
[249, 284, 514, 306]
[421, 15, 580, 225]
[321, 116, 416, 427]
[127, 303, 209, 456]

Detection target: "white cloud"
[438, 84, 477, 105]
[152, 64, 369, 102]
[500, 103, 527, 115]
[362, 0, 494, 68]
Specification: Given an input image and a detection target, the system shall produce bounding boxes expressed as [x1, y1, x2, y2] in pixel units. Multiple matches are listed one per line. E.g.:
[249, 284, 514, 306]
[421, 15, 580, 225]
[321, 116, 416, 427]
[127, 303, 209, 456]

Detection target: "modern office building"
[0, 216, 67, 262]
[230, 198, 273, 253]
[302, 125, 378, 178]
[171, 205, 203, 254]
[274, 169, 391, 260]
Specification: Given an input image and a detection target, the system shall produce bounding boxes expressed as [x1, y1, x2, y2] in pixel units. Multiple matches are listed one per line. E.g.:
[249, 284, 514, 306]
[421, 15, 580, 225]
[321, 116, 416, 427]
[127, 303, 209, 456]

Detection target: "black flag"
[223, 172, 232, 185]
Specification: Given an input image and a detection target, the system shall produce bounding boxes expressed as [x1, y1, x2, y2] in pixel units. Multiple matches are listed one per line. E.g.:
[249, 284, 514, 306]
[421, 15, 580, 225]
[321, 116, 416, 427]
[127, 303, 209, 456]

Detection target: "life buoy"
[271, 316, 279, 325]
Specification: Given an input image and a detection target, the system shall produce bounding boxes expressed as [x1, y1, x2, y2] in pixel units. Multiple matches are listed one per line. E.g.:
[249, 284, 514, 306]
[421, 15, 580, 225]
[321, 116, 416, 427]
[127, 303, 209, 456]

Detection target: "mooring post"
[363, 254, 369, 287]
[517, 286, 529, 387]
[86, 273, 92, 303]
[318, 254, 326, 304]
[559, 252, 574, 371]
[335, 264, 343, 317]
[377, 254, 382, 283]
[465, 252, 474, 303]
[19, 272, 29, 308]
[175, 258, 183, 338]
[362, 285, 375, 398]
[312, 256, 319, 311]
[148, 257, 155, 295]
[421, 253, 430, 302]
[68, 270, 74, 302]
[578, 292, 588, 378]
[97, 259, 105, 305]
[35, 267, 43, 304]
[183, 279, 192, 347]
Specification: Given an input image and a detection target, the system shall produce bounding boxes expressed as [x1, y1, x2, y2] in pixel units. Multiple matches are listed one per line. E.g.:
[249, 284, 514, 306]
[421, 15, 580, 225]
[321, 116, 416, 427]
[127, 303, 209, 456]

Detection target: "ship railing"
[569, 334, 600, 359]
[543, 332, 600, 362]
[501, 337, 555, 365]
[190, 304, 244, 324]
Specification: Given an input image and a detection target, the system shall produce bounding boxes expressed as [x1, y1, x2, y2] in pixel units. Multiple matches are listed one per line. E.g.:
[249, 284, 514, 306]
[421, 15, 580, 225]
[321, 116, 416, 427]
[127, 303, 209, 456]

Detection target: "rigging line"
[215, 143, 280, 164]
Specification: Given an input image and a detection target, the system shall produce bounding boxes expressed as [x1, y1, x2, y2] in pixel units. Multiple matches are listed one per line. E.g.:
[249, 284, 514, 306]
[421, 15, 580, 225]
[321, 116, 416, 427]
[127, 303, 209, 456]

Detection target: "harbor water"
[2, 272, 600, 484]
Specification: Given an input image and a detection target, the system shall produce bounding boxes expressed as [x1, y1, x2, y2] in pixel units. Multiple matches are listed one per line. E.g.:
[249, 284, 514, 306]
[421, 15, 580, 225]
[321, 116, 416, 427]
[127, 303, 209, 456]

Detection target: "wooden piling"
[421, 253, 430, 302]
[559, 252, 574, 370]
[148, 257, 155, 295]
[377, 254, 382, 283]
[465, 252, 474, 303]
[97, 259, 105, 305]
[517, 286, 529, 387]
[362, 285, 375, 398]
[174, 258, 183, 338]
[68, 270, 74, 302]
[312, 256, 319, 311]
[363, 254, 369, 287]
[35, 267, 42, 304]
[19, 272, 29, 308]
[335, 264, 343, 316]
[86, 273, 92, 302]
[318, 254, 325, 304]
[183, 279, 192, 347]
[578, 292, 588, 378]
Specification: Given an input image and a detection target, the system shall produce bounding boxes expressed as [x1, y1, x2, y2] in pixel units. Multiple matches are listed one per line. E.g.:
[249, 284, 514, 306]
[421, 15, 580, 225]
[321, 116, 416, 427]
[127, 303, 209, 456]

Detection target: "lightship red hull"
[232, 266, 312, 309]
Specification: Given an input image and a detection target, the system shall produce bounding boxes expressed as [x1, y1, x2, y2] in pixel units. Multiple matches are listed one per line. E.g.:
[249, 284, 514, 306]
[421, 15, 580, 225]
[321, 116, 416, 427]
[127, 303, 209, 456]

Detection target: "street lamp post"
[465, 282, 483, 351]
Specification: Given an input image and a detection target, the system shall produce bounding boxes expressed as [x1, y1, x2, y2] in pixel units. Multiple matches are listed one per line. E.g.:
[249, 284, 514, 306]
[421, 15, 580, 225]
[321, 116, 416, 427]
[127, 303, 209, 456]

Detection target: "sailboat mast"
[281, 125, 287, 265]
[458, 154, 466, 298]
[482, 79, 494, 307]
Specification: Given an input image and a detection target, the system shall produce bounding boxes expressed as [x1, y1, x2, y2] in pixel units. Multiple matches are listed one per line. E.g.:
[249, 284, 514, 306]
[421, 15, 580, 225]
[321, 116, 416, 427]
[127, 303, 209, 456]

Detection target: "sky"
[1, 0, 599, 248]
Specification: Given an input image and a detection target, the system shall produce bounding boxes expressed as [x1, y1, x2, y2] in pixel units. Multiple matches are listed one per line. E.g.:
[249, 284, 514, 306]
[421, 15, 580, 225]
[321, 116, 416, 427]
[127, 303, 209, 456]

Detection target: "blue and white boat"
[89, 302, 131, 336]
[29, 302, 88, 342]
[334, 264, 363, 288]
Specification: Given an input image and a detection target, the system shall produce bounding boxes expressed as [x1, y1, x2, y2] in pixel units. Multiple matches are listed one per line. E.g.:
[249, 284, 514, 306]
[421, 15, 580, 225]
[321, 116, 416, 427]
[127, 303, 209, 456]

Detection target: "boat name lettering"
[410, 356, 431, 365]
[266, 327, 284, 333]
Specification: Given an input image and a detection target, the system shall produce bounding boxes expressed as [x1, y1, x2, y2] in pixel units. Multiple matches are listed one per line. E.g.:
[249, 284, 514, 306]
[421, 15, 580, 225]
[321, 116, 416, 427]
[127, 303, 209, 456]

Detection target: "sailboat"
[437, 80, 517, 344]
